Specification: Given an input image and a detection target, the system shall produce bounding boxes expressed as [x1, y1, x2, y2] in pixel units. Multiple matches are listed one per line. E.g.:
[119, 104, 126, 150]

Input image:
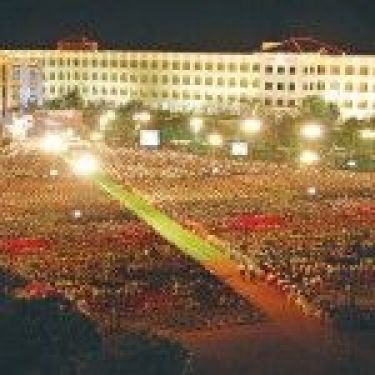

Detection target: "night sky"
[0, 0, 374, 52]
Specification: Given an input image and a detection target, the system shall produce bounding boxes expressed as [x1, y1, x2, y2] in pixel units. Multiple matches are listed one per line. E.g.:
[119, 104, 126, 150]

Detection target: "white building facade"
[1, 39, 375, 120]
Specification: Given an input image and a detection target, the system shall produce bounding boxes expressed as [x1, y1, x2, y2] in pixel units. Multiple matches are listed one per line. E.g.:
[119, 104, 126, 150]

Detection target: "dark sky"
[0, 0, 374, 52]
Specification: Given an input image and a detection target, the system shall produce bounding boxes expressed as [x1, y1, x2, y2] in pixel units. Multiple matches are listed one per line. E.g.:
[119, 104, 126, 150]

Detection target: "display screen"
[231, 141, 248, 156]
[140, 130, 160, 147]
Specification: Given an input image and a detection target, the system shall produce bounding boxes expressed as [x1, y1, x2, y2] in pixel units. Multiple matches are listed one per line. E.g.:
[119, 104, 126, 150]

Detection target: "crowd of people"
[0, 148, 264, 335]
[99, 145, 374, 329]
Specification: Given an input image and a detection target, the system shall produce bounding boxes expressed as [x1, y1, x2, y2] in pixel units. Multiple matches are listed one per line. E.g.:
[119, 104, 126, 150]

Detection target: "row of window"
[264, 97, 375, 109]
[46, 70, 375, 93]
[266, 64, 375, 76]
[47, 72, 262, 88]
[44, 57, 375, 76]
[47, 84, 375, 110]
[45, 58, 262, 72]
[48, 85, 256, 101]
[268, 80, 375, 93]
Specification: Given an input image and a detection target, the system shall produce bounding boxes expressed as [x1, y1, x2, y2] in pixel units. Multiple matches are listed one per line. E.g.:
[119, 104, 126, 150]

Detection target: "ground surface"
[1, 143, 374, 374]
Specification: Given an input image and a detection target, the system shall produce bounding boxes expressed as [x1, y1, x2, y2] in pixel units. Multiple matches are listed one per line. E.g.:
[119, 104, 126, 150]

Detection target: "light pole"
[241, 118, 262, 159]
[133, 111, 151, 147]
[208, 133, 223, 159]
[190, 117, 203, 151]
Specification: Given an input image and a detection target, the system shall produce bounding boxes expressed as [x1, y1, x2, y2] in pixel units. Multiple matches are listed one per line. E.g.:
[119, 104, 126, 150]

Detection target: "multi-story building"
[0, 55, 42, 122]
[1, 37, 375, 119]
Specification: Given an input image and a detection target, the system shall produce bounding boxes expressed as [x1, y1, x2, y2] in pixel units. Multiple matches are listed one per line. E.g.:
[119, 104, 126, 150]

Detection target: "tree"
[300, 95, 340, 124]
[43, 88, 84, 110]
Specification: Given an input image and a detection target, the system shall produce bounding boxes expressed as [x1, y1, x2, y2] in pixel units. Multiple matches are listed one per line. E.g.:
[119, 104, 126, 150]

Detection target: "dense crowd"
[0, 149, 264, 334]
[100, 145, 374, 328]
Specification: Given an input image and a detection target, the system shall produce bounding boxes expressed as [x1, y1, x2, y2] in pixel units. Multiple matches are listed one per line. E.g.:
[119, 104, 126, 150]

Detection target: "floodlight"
[71, 154, 99, 176]
[307, 186, 317, 195]
[49, 169, 59, 177]
[301, 123, 322, 140]
[133, 111, 151, 123]
[299, 150, 320, 165]
[40, 133, 66, 154]
[73, 210, 82, 219]
[190, 117, 203, 134]
[208, 133, 223, 147]
[347, 160, 357, 168]
[241, 118, 262, 134]
[359, 129, 375, 140]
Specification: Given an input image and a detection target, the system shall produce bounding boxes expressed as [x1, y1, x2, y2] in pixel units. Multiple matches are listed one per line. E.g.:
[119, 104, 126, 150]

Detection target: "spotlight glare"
[301, 123, 322, 140]
[71, 154, 99, 176]
[40, 134, 66, 154]
[300, 150, 320, 165]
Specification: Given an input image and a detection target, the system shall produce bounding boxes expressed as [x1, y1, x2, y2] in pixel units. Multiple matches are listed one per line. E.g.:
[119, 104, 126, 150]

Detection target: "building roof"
[261, 37, 347, 55]
[56, 36, 98, 51]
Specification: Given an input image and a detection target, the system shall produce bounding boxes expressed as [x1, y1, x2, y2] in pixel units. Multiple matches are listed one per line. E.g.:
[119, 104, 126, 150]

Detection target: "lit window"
[240, 63, 249, 72]
[253, 63, 260, 72]
[317, 65, 326, 75]
[240, 78, 248, 88]
[344, 82, 353, 92]
[345, 66, 355, 75]
[330, 65, 340, 75]
[265, 82, 273, 90]
[359, 83, 368, 92]
[358, 101, 368, 109]
[359, 66, 369, 75]
[194, 62, 202, 70]
[317, 81, 325, 90]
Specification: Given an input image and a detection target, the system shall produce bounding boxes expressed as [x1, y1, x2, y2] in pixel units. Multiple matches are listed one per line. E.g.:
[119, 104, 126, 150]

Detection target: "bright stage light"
[307, 186, 317, 195]
[190, 117, 203, 134]
[49, 169, 59, 177]
[241, 118, 262, 134]
[208, 133, 223, 147]
[73, 210, 82, 219]
[133, 111, 151, 123]
[347, 160, 357, 168]
[40, 133, 66, 154]
[71, 154, 99, 176]
[299, 150, 320, 165]
[301, 123, 322, 140]
[359, 129, 375, 140]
